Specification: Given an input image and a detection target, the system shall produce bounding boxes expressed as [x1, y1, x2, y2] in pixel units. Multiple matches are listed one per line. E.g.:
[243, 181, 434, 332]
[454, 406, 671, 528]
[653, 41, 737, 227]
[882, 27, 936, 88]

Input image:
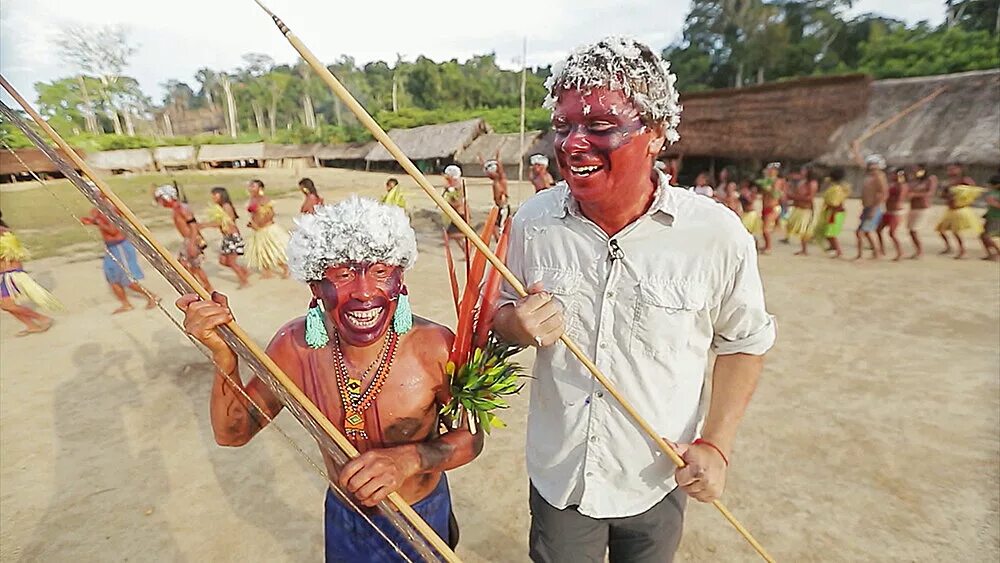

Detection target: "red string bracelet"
[693, 438, 729, 466]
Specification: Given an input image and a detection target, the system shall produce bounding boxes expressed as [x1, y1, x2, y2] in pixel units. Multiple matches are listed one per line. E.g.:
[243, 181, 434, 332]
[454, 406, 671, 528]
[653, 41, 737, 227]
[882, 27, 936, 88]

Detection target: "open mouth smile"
[344, 307, 384, 330]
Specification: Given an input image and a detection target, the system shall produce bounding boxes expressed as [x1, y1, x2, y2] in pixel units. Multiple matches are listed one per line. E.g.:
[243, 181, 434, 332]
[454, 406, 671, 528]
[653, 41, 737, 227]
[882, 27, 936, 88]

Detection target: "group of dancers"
[690, 160, 1000, 261]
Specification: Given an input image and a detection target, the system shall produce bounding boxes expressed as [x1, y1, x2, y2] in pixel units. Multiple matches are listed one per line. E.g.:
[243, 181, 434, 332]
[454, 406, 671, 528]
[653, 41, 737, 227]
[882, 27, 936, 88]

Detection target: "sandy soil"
[1, 168, 997, 562]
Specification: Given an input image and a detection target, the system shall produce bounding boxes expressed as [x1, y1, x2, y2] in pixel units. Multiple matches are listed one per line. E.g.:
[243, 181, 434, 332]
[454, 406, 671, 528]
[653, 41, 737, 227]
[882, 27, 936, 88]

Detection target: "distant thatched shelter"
[264, 143, 320, 169]
[815, 69, 1000, 183]
[156, 106, 226, 136]
[0, 147, 85, 183]
[455, 131, 543, 178]
[87, 149, 156, 174]
[197, 143, 265, 169]
[667, 74, 872, 163]
[365, 118, 490, 173]
[153, 146, 198, 171]
[316, 142, 375, 170]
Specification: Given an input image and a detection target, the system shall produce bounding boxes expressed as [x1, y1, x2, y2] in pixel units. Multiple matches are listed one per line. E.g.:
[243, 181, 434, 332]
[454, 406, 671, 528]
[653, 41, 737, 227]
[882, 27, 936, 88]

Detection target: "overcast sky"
[1, 0, 945, 106]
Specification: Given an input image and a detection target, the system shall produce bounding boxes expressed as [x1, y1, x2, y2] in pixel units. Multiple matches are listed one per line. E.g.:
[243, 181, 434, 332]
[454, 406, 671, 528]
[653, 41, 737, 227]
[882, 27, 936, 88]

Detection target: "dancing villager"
[693, 172, 714, 198]
[877, 168, 910, 261]
[381, 177, 406, 209]
[813, 168, 851, 259]
[757, 162, 785, 254]
[854, 155, 889, 260]
[936, 182, 985, 260]
[81, 203, 159, 312]
[785, 166, 818, 256]
[176, 197, 482, 561]
[202, 187, 251, 288]
[906, 163, 938, 259]
[154, 184, 213, 291]
[721, 177, 741, 215]
[481, 153, 511, 239]
[937, 163, 978, 258]
[529, 155, 555, 193]
[0, 212, 59, 335]
[980, 175, 1000, 261]
[299, 177, 325, 214]
[739, 181, 762, 237]
[245, 179, 290, 278]
[441, 165, 468, 255]
[494, 37, 775, 562]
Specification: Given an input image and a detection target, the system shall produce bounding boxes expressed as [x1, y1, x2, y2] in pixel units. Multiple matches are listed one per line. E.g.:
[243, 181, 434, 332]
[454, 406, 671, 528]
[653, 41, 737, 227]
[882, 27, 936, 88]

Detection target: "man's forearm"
[700, 353, 764, 458]
[394, 428, 485, 476]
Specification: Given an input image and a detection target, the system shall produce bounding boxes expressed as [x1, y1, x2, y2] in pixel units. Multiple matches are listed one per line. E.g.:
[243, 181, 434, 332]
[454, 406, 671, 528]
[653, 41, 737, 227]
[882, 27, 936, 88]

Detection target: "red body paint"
[312, 263, 403, 348]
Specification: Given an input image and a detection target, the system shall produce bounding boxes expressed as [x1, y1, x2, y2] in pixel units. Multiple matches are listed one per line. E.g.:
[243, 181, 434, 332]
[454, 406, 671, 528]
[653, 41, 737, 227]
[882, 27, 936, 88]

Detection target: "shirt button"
[586, 471, 594, 477]
[606, 291, 615, 298]
[600, 342, 608, 349]
[590, 435, 598, 443]
[596, 391, 604, 398]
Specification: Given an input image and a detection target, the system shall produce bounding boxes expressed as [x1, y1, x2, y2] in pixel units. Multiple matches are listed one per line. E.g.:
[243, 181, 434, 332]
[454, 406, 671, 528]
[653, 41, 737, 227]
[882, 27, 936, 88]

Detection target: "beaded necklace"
[333, 328, 399, 440]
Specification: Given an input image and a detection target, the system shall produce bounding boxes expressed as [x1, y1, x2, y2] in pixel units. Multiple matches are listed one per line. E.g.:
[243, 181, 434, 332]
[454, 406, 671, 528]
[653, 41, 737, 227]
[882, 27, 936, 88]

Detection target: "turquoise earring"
[393, 286, 413, 335]
[305, 297, 330, 349]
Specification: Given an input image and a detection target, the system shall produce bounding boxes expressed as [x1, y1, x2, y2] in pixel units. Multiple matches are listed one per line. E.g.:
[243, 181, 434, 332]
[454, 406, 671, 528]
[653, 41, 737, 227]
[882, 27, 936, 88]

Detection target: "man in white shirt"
[494, 36, 776, 562]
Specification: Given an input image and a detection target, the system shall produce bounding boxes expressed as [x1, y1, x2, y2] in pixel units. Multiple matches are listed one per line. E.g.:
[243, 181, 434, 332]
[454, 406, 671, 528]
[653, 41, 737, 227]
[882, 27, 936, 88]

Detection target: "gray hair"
[543, 36, 682, 144]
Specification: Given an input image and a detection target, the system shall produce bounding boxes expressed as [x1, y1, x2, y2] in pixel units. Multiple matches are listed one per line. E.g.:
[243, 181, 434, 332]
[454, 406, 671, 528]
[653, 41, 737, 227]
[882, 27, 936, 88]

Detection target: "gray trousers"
[528, 484, 687, 563]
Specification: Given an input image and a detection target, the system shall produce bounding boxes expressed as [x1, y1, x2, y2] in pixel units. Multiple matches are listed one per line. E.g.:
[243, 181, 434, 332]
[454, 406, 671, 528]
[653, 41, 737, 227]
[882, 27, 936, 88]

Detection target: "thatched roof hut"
[197, 143, 265, 168]
[365, 119, 490, 166]
[87, 149, 156, 173]
[263, 143, 320, 169]
[316, 142, 375, 169]
[455, 131, 543, 177]
[0, 147, 85, 182]
[815, 70, 1000, 175]
[667, 74, 872, 161]
[153, 146, 197, 170]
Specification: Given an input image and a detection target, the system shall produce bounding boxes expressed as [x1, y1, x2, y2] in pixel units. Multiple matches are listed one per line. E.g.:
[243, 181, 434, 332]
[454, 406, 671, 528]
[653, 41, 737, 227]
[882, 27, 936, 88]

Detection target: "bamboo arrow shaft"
[0, 74, 458, 563]
[252, 3, 775, 561]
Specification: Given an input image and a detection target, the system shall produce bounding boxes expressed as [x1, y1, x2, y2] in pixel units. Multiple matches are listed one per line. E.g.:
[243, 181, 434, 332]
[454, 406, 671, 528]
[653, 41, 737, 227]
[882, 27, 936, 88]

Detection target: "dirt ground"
[1, 168, 997, 562]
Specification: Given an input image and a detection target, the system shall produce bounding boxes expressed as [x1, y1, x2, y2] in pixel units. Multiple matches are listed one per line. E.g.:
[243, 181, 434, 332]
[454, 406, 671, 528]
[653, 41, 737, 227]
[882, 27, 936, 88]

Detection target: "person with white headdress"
[529, 154, 555, 193]
[480, 151, 511, 238]
[441, 164, 469, 254]
[153, 183, 213, 291]
[494, 36, 774, 562]
[853, 154, 889, 260]
[175, 196, 483, 561]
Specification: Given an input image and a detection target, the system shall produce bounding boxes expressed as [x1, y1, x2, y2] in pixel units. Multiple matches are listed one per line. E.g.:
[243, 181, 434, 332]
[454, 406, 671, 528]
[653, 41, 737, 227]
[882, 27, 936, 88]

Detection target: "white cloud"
[0, 0, 943, 106]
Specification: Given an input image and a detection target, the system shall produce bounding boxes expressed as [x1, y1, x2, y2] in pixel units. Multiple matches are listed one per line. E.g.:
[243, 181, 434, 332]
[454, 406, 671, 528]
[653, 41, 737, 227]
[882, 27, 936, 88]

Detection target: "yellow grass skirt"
[1, 270, 63, 311]
[936, 208, 984, 235]
[785, 208, 814, 239]
[246, 223, 290, 271]
[741, 210, 762, 234]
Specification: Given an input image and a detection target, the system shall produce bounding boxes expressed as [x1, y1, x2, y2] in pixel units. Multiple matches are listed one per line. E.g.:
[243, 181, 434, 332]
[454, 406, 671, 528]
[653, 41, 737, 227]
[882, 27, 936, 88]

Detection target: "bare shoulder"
[266, 316, 309, 360]
[401, 317, 454, 369]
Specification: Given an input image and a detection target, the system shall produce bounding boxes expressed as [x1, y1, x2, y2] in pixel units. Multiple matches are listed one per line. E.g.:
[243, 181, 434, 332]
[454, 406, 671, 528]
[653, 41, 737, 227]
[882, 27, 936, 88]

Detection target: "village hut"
[815, 69, 1000, 185]
[663, 74, 872, 183]
[316, 142, 375, 170]
[263, 143, 321, 170]
[455, 130, 543, 179]
[87, 149, 156, 174]
[197, 143, 265, 169]
[153, 146, 198, 171]
[0, 147, 86, 183]
[365, 118, 490, 174]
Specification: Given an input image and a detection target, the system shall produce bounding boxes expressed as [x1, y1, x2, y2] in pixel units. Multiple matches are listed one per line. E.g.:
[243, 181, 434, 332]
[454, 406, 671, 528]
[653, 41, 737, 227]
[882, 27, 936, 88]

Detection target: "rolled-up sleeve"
[497, 213, 526, 308]
[712, 236, 776, 355]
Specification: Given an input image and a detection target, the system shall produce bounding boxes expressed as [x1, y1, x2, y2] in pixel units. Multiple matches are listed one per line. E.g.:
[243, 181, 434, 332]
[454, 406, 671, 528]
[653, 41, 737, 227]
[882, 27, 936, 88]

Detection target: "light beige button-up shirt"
[500, 173, 776, 518]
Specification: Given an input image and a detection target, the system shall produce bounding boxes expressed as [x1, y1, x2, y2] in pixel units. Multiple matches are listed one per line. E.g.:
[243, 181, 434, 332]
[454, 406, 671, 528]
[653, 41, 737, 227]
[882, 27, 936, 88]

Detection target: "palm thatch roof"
[0, 147, 86, 176]
[455, 131, 543, 168]
[316, 142, 375, 160]
[264, 143, 321, 159]
[153, 146, 197, 167]
[815, 69, 1000, 168]
[87, 149, 156, 172]
[365, 118, 490, 162]
[527, 130, 557, 160]
[667, 74, 872, 161]
[197, 143, 266, 162]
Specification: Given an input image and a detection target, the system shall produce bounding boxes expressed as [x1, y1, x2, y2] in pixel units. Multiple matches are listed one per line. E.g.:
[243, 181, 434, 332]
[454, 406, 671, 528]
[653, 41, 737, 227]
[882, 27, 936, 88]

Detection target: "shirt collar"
[557, 170, 678, 221]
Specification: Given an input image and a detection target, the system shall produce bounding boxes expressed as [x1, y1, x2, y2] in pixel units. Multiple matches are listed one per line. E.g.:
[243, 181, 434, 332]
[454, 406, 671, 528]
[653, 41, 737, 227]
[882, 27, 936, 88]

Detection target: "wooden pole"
[0, 74, 460, 563]
[518, 37, 527, 185]
[251, 3, 775, 560]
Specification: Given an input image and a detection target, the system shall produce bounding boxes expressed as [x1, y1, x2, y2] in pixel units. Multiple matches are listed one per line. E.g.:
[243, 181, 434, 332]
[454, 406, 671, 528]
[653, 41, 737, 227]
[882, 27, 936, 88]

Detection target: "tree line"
[2, 0, 996, 151]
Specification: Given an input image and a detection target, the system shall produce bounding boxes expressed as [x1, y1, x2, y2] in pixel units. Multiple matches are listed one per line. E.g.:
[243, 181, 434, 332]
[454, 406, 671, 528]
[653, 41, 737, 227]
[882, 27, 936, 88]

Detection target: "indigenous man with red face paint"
[494, 37, 776, 562]
[176, 197, 482, 562]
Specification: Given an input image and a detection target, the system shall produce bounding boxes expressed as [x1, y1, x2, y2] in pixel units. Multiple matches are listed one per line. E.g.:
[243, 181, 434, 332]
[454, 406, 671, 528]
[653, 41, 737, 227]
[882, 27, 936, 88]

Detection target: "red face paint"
[551, 88, 657, 206]
[312, 262, 403, 348]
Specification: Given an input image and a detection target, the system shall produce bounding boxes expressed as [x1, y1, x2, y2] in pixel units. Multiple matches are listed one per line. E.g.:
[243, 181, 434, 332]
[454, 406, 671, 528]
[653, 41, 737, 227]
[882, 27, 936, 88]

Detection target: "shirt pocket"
[629, 280, 707, 359]
[526, 267, 583, 341]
